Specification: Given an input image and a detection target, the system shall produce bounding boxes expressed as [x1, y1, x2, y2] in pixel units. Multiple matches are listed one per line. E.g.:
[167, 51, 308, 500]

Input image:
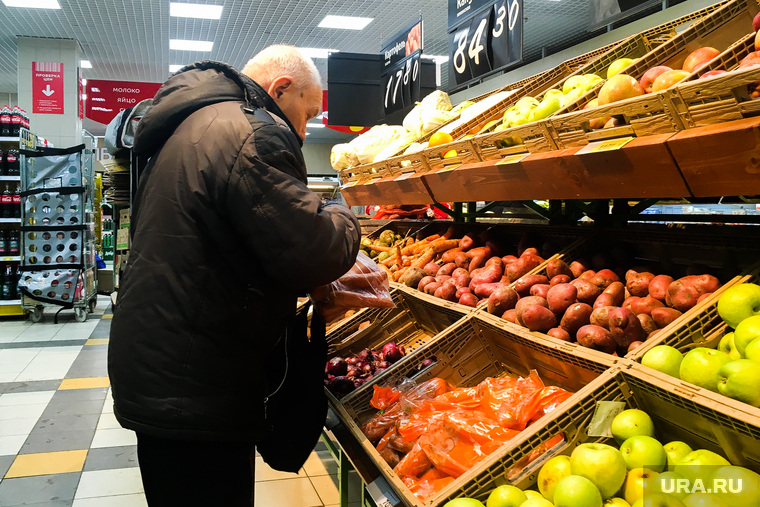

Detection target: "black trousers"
[136, 433, 255, 507]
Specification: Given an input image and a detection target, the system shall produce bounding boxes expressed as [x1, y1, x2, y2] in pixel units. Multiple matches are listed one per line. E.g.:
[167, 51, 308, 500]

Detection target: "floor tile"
[13, 327, 59, 342]
[59, 377, 110, 390]
[0, 403, 48, 421]
[303, 450, 338, 477]
[0, 417, 38, 437]
[0, 472, 79, 505]
[50, 387, 109, 404]
[253, 476, 323, 507]
[0, 454, 13, 479]
[72, 493, 147, 507]
[5, 449, 88, 478]
[0, 380, 62, 395]
[82, 445, 139, 472]
[0, 390, 55, 407]
[254, 456, 307, 481]
[0, 348, 42, 364]
[74, 467, 144, 498]
[20, 429, 95, 454]
[101, 314, 113, 319]
[90, 427, 137, 448]
[0, 435, 27, 456]
[84, 338, 108, 346]
[310, 474, 342, 505]
[33, 413, 100, 433]
[96, 412, 121, 430]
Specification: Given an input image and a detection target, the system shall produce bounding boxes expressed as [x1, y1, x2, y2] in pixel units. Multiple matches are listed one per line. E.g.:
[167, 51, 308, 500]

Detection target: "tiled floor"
[0, 296, 363, 506]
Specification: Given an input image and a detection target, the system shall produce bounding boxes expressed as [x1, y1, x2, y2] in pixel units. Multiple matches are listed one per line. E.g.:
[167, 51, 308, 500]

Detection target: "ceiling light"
[80, 60, 92, 69]
[170, 39, 213, 51]
[2, 0, 60, 8]
[170, 2, 223, 19]
[169, 64, 185, 72]
[307, 123, 325, 129]
[298, 47, 337, 59]
[318, 15, 373, 30]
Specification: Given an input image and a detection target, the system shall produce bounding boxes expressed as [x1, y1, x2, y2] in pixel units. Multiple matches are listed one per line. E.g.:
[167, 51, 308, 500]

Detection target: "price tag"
[576, 136, 635, 155]
[1, 257, 16, 261]
[588, 401, 626, 438]
[364, 177, 382, 185]
[491, 0, 522, 69]
[466, 8, 493, 79]
[496, 152, 528, 165]
[383, 51, 421, 116]
[395, 171, 416, 181]
[451, 26, 473, 85]
[366, 477, 402, 507]
[340, 180, 359, 189]
[437, 163, 461, 173]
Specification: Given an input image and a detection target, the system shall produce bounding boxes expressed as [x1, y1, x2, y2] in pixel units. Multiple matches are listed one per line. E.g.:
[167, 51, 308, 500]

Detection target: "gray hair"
[241, 44, 322, 91]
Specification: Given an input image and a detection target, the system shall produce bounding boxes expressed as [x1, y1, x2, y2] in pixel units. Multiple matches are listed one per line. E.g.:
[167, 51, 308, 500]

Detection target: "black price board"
[383, 50, 421, 116]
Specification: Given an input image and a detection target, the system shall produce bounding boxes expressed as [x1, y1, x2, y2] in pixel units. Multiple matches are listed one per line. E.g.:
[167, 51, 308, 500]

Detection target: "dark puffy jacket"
[108, 61, 360, 441]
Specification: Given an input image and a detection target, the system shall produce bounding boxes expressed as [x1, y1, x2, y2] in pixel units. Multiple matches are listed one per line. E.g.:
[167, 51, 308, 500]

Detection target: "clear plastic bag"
[310, 251, 395, 322]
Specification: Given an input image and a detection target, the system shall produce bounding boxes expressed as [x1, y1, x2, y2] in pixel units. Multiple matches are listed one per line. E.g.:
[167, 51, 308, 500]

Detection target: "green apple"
[711, 465, 760, 507]
[561, 87, 584, 108]
[553, 475, 603, 507]
[673, 450, 730, 486]
[563, 75, 586, 94]
[682, 492, 728, 507]
[744, 337, 760, 362]
[620, 436, 668, 472]
[545, 88, 564, 100]
[652, 471, 690, 500]
[717, 359, 760, 407]
[520, 498, 554, 507]
[607, 58, 636, 78]
[611, 409, 656, 444]
[716, 283, 760, 328]
[580, 74, 604, 91]
[717, 333, 742, 360]
[515, 96, 539, 113]
[679, 348, 731, 392]
[663, 442, 693, 471]
[486, 485, 526, 507]
[538, 454, 572, 502]
[570, 443, 627, 499]
[528, 96, 562, 122]
[523, 490, 544, 501]
[641, 346, 684, 378]
[631, 493, 687, 506]
[605, 498, 632, 506]
[624, 468, 661, 504]
[734, 315, 760, 356]
[444, 499, 486, 507]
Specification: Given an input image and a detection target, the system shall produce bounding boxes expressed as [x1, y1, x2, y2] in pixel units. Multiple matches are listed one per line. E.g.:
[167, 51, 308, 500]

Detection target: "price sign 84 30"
[383, 51, 421, 116]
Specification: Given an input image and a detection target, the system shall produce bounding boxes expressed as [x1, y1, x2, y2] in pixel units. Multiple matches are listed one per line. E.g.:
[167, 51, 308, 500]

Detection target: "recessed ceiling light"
[170, 39, 213, 51]
[307, 123, 325, 129]
[170, 2, 223, 20]
[2, 0, 60, 8]
[80, 60, 92, 68]
[169, 64, 185, 72]
[298, 47, 338, 59]
[318, 15, 373, 30]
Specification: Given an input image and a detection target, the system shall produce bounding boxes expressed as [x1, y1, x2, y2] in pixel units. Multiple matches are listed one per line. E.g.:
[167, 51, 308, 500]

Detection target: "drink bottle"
[0, 230, 7, 255]
[0, 150, 5, 176]
[6, 149, 18, 176]
[8, 230, 18, 256]
[0, 105, 10, 136]
[12, 184, 20, 218]
[10, 106, 21, 137]
[1, 184, 11, 218]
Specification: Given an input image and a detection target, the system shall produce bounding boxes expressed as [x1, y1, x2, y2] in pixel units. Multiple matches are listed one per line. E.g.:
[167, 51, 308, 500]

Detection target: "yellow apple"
[598, 75, 645, 105]
[607, 58, 636, 78]
[651, 70, 690, 92]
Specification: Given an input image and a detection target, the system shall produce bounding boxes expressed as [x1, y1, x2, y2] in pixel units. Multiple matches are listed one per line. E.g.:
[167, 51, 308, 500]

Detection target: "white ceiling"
[0, 0, 665, 141]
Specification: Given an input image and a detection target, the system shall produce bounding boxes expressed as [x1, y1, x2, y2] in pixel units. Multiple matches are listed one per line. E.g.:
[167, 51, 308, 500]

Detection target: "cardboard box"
[119, 208, 130, 229]
[97, 268, 114, 292]
[116, 228, 129, 250]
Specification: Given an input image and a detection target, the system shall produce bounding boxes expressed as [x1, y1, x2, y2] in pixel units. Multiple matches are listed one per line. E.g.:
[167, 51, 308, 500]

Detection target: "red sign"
[78, 73, 84, 120]
[32, 62, 64, 114]
[321, 90, 370, 135]
[85, 79, 162, 125]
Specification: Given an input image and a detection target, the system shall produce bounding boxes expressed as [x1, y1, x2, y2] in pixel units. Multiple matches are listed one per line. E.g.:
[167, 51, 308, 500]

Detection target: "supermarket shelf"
[0, 218, 21, 223]
[0, 299, 21, 306]
[0, 176, 20, 181]
[0, 136, 19, 143]
[0, 256, 20, 262]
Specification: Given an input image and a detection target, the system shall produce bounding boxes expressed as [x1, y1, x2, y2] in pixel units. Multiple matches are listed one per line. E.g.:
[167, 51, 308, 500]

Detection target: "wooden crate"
[332, 312, 614, 507]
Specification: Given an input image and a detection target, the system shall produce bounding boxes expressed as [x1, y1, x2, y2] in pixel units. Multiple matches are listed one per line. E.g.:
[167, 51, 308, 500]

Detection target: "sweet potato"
[454, 252, 470, 270]
[459, 293, 479, 307]
[594, 281, 625, 308]
[401, 267, 427, 288]
[455, 286, 472, 299]
[459, 234, 477, 251]
[487, 286, 519, 315]
[637, 313, 658, 335]
[470, 266, 503, 287]
[521, 305, 557, 332]
[466, 246, 492, 259]
[577, 325, 617, 354]
[608, 307, 647, 350]
[590, 269, 620, 289]
[590, 306, 616, 329]
[569, 259, 590, 279]
[468, 254, 489, 273]
[514, 274, 551, 297]
[424, 282, 441, 295]
[441, 248, 463, 264]
[530, 283, 551, 299]
[550, 274, 572, 286]
[650, 307, 682, 328]
[505, 254, 543, 282]
[451, 267, 469, 279]
[648, 274, 673, 302]
[502, 309, 518, 323]
[434, 284, 457, 302]
[546, 258, 573, 279]
[473, 282, 506, 299]
[624, 295, 665, 316]
[571, 278, 603, 305]
[417, 275, 436, 292]
[516, 296, 549, 325]
[547, 327, 572, 342]
[502, 255, 518, 266]
[560, 303, 593, 336]
[626, 272, 655, 297]
[436, 263, 457, 277]
[546, 283, 577, 315]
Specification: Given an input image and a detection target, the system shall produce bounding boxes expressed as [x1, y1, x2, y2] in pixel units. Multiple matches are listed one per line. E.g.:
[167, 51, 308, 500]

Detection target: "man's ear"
[267, 76, 294, 100]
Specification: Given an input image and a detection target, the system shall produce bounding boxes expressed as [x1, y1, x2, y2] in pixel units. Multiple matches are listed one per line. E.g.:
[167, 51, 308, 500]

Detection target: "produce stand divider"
[332, 312, 616, 507]
[365, 220, 431, 241]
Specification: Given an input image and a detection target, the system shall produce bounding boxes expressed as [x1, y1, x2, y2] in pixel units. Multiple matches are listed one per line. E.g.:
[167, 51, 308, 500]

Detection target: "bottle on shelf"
[10, 106, 21, 137]
[12, 184, 20, 218]
[8, 230, 18, 256]
[0, 105, 10, 137]
[6, 149, 18, 176]
[0, 230, 7, 255]
[0, 149, 5, 176]
[1, 183, 10, 218]
[1, 264, 11, 300]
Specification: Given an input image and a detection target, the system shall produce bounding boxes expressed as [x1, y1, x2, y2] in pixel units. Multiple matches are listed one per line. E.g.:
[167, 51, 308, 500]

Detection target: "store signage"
[321, 90, 370, 135]
[85, 79, 162, 125]
[448, 0, 494, 27]
[448, 0, 523, 89]
[576, 136, 635, 155]
[382, 50, 422, 116]
[78, 72, 84, 120]
[381, 18, 423, 69]
[32, 62, 64, 114]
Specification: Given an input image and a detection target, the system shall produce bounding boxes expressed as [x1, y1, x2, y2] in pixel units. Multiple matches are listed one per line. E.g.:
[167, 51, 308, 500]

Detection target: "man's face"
[271, 80, 322, 141]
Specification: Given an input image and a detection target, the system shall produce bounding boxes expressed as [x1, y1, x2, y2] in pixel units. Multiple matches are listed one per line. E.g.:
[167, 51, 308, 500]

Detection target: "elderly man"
[108, 45, 360, 506]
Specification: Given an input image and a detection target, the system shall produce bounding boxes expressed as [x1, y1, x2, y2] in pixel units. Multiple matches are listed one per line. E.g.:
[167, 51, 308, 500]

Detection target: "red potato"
[470, 268, 484, 279]
[608, 307, 647, 351]
[651, 307, 682, 328]
[546, 258, 573, 279]
[594, 281, 625, 308]
[455, 286, 472, 299]
[487, 286, 519, 315]
[505, 254, 543, 282]
[590, 269, 620, 289]
[458, 293, 480, 307]
[435, 275, 452, 284]
[626, 272, 655, 297]
[453, 274, 472, 288]
[530, 284, 552, 299]
[679, 274, 721, 294]
[547, 327, 572, 342]
[637, 313, 658, 335]
[468, 254, 489, 273]
[560, 303, 593, 337]
[400, 267, 427, 288]
[577, 325, 617, 354]
[570, 260, 590, 279]
[417, 275, 436, 291]
[502, 255, 518, 265]
[521, 247, 540, 257]
[667, 275, 720, 312]
[459, 234, 477, 251]
[579, 270, 597, 281]
[441, 248, 463, 264]
[434, 284, 457, 302]
[697, 292, 713, 304]
[648, 274, 673, 302]
[572, 278, 603, 305]
[435, 263, 457, 277]
[521, 305, 557, 332]
[454, 252, 470, 270]
[590, 306, 616, 329]
[623, 295, 665, 316]
[423, 262, 440, 277]
[470, 266, 503, 287]
[502, 309, 518, 323]
[514, 274, 551, 297]
[466, 246, 492, 259]
[473, 282, 507, 299]
[550, 274, 572, 286]
[451, 267, 469, 279]
[516, 296, 549, 325]
[546, 283, 578, 315]
[424, 282, 441, 295]
[485, 257, 504, 271]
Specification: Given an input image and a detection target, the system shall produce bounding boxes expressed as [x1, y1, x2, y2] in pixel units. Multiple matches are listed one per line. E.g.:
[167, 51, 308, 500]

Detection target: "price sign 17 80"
[383, 51, 421, 115]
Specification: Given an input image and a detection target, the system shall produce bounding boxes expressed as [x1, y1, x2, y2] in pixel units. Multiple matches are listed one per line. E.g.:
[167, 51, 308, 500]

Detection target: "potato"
[547, 327, 572, 342]
[546, 283, 578, 315]
[590, 306, 616, 329]
[590, 269, 620, 289]
[451, 267, 469, 279]
[560, 303, 593, 336]
[421, 262, 438, 277]
[424, 282, 441, 295]
[455, 286, 472, 300]
[516, 296, 549, 325]
[417, 275, 436, 291]
[648, 274, 673, 302]
[637, 313, 658, 335]
[594, 281, 625, 308]
[624, 295, 665, 316]
[569, 259, 590, 279]
[578, 270, 597, 281]
[435, 275, 452, 284]
[401, 267, 427, 288]
[550, 274, 572, 286]
[546, 258, 573, 279]
[571, 278, 603, 305]
[514, 274, 551, 297]
[436, 263, 457, 277]
[459, 234, 477, 251]
[453, 273, 472, 288]
[505, 254, 543, 282]
[454, 251, 470, 270]
[628, 341, 645, 353]
[502, 255, 518, 265]
[434, 284, 457, 302]
[502, 309, 518, 323]
[626, 272, 655, 297]
[530, 283, 551, 299]
[441, 248, 463, 264]
[697, 292, 713, 304]
[521, 305, 557, 332]
[487, 286, 519, 315]
[459, 293, 480, 307]
[608, 307, 647, 351]
[468, 254, 489, 273]
[650, 307, 683, 328]
[485, 257, 504, 271]
[521, 247, 540, 257]
[577, 325, 617, 354]
[470, 266, 503, 287]
[679, 274, 720, 294]
[473, 282, 507, 299]
[666, 281, 701, 312]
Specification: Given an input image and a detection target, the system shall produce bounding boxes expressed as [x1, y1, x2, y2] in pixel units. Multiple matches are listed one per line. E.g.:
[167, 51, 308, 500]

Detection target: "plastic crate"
[437, 366, 760, 504]
[332, 312, 615, 507]
[640, 0, 732, 42]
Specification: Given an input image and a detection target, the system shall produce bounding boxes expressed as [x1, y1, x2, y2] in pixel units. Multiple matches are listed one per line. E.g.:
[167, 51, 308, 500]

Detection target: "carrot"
[432, 239, 460, 254]
[411, 247, 436, 269]
[394, 266, 409, 282]
[422, 234, 441, 242]
[369, 244, 394, 252]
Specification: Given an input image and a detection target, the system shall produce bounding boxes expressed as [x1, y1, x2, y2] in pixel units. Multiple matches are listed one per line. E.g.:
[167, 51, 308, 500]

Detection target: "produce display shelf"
[331, 312, 615, 507]
[0, 299, 22, 306]
[0, 218, 21, 223]
[0, 176, 20, 181]
[0, 256, 20, 262]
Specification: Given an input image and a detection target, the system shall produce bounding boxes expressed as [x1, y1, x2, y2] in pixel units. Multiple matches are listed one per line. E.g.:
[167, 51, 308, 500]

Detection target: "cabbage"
[348, 125, 407, 165]
[330, 143, 359, 171]
[373, 130, 419, 163]
[419, 89, 452, 112]
[451, 100, 475, 114]
[402, 104, 425, 137]
[460, 91, 514, 123]
[421, 109, 459, 134]
[403, 142, 427, 155]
